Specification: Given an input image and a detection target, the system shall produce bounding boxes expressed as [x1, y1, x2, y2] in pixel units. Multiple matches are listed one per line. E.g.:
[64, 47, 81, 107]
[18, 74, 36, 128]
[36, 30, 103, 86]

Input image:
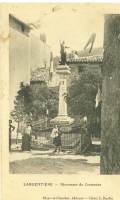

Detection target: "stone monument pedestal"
[50, 65, 74, 132]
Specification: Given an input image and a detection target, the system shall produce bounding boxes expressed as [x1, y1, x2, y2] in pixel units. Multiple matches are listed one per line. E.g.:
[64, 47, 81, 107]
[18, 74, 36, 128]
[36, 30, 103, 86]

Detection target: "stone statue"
[60, 41, 70, 65]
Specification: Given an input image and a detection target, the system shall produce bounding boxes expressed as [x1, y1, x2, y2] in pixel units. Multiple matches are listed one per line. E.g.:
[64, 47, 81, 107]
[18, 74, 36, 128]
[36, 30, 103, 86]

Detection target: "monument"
[50, 41, 74, 132]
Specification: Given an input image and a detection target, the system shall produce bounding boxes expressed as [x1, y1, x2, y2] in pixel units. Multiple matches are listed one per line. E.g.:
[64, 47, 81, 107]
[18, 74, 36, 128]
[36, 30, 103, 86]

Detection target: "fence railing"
[31, 121, 91, 154]
[32, 118, 51, 128]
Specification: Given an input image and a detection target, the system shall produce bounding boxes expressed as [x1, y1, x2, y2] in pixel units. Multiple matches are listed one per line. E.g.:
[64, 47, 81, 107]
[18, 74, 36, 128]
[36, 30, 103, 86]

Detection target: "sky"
[9, 3, 104, 56]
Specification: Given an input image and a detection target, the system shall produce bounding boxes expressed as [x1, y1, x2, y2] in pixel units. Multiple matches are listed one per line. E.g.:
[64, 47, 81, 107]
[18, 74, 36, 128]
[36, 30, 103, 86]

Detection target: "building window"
[78, 66, 84, 73]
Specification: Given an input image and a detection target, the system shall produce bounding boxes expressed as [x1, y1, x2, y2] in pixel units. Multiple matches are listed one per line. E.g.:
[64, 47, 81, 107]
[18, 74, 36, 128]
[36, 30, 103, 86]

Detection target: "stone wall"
[100, 15, 120, 174]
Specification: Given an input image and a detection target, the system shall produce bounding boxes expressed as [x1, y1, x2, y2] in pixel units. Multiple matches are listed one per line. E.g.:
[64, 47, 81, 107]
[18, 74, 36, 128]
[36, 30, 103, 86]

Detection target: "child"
[51, 125, 62, 153]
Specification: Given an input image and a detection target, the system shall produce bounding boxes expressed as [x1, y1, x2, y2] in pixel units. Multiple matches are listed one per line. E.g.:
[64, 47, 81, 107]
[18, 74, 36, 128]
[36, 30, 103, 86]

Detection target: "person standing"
[21, 122, 32, 151]
[55, 131, 62, 153]
[51, 125, 62, 153]
[9, 119, 15, 150]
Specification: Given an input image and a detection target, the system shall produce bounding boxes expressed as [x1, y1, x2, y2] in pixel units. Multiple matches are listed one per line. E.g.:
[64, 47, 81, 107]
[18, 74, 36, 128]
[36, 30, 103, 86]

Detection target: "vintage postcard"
[1, 3, 120, 200]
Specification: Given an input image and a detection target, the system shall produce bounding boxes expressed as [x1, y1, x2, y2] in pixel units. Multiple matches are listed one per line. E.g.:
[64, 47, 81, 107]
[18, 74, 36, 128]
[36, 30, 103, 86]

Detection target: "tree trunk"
[100, 15, 120, 174]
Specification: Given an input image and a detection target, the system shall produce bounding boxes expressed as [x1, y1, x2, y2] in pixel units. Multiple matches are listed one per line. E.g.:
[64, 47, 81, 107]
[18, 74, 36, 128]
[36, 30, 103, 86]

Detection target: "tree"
[53, 56, 60, 69]
[10, 82, 59, 123]
[67, 69, 102, 122]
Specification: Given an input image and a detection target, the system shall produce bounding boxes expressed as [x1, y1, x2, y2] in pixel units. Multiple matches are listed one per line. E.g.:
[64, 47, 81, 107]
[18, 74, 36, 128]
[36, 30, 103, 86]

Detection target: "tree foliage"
[10, 82, 59, 122]
[67, 69, 102, 121]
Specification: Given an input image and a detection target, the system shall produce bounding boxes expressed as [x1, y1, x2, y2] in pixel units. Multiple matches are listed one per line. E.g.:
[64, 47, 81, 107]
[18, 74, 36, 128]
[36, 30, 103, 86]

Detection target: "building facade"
[67, 52, 103, 87]
[30, 34, 51, 76]
[9, 14, 52, 112]
[9, 14, 32, 112]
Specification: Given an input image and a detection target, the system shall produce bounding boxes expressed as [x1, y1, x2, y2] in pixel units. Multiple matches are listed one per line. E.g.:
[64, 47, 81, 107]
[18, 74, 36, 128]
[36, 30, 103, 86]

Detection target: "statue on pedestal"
[60, 41, 70, 65]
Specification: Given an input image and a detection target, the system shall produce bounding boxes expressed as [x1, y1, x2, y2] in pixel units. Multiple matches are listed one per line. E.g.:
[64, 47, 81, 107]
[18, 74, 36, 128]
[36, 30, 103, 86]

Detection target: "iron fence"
[31, 121, 91, 154]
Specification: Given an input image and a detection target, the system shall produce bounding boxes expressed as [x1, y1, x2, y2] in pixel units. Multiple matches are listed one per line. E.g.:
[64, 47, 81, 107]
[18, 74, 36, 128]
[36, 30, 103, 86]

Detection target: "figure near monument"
[60, 40, 70, 65]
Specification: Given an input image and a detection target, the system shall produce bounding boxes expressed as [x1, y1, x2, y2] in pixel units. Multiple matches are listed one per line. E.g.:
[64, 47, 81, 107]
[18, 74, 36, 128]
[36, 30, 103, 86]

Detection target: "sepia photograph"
[1, 2, 120, 200]
[8, 3, 120, 175]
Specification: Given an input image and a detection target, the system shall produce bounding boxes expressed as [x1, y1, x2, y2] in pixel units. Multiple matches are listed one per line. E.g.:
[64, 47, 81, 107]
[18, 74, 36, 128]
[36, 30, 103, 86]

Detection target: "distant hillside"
[77, 47, 103, 57]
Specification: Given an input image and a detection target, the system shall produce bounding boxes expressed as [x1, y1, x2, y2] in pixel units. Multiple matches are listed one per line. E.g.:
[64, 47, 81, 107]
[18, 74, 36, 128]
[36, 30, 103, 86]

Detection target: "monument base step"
[50, 116, 74, 126]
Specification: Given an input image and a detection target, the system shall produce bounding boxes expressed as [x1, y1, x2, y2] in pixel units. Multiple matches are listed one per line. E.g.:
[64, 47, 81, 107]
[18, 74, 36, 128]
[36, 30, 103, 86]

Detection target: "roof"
[9, 14, 32, 30]
[31, 68, 50, 82]
[67, 55, 103, 63]
[67, 47, 103, 63]
[9, 14, 33, 38]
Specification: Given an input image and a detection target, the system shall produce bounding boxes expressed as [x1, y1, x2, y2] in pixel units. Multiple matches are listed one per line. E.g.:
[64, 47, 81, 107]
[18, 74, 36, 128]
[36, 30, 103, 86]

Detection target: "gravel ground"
[9, 144, 100, 174]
